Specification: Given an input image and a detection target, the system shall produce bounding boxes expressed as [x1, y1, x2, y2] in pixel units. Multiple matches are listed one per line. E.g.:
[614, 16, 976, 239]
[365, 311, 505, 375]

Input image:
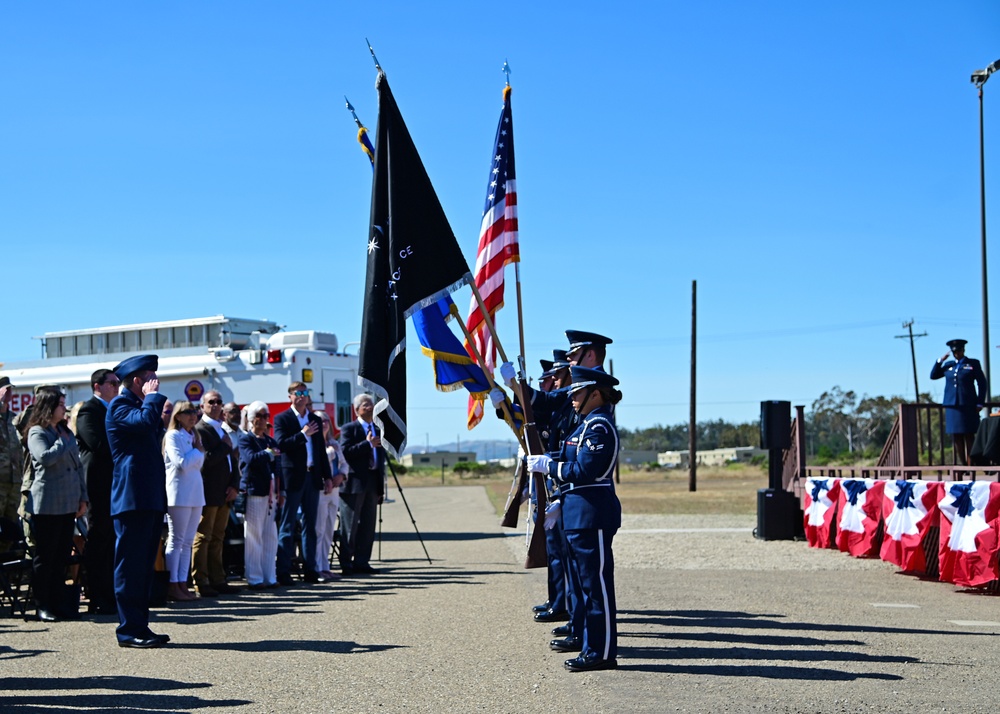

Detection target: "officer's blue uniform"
[547, 403, 621, 664]
[540, 390, 578, 617]
[930, 356, 987, 434]
[106, 357, 167, 643]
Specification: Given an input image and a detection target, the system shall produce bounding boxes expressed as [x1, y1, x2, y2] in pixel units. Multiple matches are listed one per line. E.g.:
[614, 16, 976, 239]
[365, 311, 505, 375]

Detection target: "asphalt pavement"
[2, 487, 999, 713]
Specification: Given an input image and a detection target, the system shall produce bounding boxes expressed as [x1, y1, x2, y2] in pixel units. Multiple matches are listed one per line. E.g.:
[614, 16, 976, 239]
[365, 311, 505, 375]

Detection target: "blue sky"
[2, 2, 999, 448]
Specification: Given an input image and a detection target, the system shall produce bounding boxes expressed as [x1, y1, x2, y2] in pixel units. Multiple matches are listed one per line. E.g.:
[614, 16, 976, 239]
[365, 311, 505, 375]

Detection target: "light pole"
[972, 58, 1000, 400]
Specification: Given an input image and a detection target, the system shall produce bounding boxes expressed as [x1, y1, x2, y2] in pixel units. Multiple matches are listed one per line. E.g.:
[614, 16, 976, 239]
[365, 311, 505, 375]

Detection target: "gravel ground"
[2, 487, 999, 713]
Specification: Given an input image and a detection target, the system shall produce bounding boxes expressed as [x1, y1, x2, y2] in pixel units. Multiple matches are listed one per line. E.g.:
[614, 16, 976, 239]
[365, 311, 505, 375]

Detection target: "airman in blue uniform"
[528, 366, 622, 672]
[106, 354, 170, 648]
[532, 350, 575, 624]
[930, 338, 988, 465]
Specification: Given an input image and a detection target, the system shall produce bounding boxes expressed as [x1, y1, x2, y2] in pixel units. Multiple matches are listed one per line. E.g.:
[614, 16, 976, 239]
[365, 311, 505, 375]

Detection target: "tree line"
[620, 386, 912, 464]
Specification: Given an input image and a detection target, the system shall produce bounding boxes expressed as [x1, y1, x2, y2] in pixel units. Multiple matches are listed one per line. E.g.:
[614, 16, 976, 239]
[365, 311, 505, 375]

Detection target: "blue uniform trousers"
[277, 480, 319, 577]
[565, 527, 617, 661]
[113, 510, 164, 640]
[545, 518, 569, 612]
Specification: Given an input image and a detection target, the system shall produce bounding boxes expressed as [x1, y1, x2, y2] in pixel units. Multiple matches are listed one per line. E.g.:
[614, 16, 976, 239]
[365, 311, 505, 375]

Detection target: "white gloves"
[500, 361, 517, 387]
[543, 501, 562, 530]
[489, 387, 507, 410]
[527, 454, 553, 473]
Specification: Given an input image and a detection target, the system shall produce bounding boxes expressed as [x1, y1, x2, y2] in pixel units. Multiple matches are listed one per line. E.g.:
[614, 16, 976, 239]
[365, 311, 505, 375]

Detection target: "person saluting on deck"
[931, 338, 987, 466]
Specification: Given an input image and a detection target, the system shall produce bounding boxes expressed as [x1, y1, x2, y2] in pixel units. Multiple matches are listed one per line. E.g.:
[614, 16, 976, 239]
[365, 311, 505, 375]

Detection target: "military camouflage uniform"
[0, 406, 24, 535]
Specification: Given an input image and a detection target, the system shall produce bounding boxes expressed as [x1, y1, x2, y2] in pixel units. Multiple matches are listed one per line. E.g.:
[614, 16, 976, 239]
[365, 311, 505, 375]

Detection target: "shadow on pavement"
[173, 639, 403, 654]
[617, 609, 1000, 637]
[0, 675, 249, 711]
[614, 608, 963, 681]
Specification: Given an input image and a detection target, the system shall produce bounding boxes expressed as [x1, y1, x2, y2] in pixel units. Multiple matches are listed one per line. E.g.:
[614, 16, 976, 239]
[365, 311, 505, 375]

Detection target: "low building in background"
[619, 450, 659, 466]
[657, 446, 766, 469]
[401, 451, 477, 469]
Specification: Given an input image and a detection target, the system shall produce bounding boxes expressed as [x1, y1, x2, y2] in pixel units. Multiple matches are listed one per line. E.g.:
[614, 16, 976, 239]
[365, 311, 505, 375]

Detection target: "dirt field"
[396, 463, 764, 518]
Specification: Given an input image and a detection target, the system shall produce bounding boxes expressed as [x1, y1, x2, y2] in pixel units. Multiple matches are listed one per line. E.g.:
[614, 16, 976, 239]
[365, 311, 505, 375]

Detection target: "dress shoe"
[118, 636, 164, 649]
[249, 583, 267, 591]
[277, 573, 295, 586]
[551, 624, 573, 637]
[34, 609, 59, 623]
[303, 571, 320, 584]
[150, 632, 170, 644]
[353, 565, 378, 575]
[564, 654, 617, 672]
[211, 582, 242, 595]
[549, 636, 582, 653]
[340, 565, 355, 577]
[196, 585, 219, 598]
[534, 608, 569, 623]
[532, 601, 551, 614]
[317, 571, 340, 583]
[265, 582, 280, 589]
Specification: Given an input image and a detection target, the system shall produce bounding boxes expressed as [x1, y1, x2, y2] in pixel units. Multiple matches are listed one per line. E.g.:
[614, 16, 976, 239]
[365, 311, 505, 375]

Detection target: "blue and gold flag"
[412, 296, 490, 396]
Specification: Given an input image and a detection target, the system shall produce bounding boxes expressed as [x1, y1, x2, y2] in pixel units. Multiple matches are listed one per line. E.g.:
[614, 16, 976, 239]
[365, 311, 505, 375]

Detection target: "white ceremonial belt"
[561, 482, 613, 492]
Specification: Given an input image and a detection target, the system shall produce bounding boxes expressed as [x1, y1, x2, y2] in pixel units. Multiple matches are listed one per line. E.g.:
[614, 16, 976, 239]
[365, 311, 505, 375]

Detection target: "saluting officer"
[931, 339, 988, 465]
[528, 366, 622, 672]
[105, 354, 170, 649]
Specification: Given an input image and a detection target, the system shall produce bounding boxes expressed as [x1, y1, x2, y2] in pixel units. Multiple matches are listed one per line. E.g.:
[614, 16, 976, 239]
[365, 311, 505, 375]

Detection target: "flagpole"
[468, 279, 537, 453]
[448, 303, 526, 452]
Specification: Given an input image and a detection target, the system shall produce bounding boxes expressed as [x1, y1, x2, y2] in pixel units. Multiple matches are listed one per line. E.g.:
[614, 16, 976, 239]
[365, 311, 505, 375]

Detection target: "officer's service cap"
[567, 365, 619, 395]
[551, 349, 572, 371]
[0, 376, 12, 389]
[539, 359, 554, 376]
[947, 339, 968, 350]
[113, 354, 159, 379]
[566, 330, 613, 354]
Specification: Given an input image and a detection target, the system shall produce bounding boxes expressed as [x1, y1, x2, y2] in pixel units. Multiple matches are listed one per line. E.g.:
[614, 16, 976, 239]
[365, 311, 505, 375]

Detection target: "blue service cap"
[565, 330, 613, 354]
[113, 354, 159, 379]
[539, 359, 554, 375]
[567, 365, 619, 394]
[947, 339, 968, 350]
[551, 348, 572, 371]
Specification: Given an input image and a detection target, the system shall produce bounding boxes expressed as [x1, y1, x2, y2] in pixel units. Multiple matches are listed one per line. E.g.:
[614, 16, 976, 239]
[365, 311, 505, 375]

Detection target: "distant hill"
[402, 439, 520, 462]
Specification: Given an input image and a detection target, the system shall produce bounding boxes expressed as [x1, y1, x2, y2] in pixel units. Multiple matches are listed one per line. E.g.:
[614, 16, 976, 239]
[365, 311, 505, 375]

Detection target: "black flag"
[358, 73, 473, 459]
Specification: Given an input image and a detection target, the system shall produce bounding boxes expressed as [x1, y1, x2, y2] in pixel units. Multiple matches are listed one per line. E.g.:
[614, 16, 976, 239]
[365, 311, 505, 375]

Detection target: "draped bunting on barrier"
[802, 477, 1000, 588]
[835, 478, 885, 558]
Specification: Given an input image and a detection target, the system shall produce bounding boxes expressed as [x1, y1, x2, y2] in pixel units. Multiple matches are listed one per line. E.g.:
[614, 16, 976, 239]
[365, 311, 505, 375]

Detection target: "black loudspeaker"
[755, 488, 803, 541]
[760, 400, 791, 450]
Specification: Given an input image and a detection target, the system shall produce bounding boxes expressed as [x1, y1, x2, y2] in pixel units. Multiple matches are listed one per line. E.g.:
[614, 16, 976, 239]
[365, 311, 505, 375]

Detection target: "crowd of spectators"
[1, 357, 385, 647]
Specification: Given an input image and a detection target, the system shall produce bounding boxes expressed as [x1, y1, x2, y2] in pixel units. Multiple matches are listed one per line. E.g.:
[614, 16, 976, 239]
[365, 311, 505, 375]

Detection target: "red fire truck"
[3, 315, 359, 430]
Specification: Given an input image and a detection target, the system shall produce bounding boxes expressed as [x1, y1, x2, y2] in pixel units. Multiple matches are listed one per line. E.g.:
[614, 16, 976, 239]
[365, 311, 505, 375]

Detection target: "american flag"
[465, 84, 519, 429]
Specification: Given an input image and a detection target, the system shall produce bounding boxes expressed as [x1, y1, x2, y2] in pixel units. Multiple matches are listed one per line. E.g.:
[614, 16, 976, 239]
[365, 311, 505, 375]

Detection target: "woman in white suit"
[163, 401, 205, 601]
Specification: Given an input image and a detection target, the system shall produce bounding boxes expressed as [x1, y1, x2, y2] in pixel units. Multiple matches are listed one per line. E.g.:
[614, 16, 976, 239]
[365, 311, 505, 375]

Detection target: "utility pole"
[895, 320, 929, 460]
[689, 280, 697, 492]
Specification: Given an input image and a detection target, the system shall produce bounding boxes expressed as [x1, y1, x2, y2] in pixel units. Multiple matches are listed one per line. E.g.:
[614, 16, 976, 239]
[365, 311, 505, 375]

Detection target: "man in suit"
[274, 382, 332, 585]
[192, 390, 240, 596]
[338, 393, 385, 576]
[105, 354, 169, 649]
[931, 338, 989, 465]
[75, 368, 120, 615]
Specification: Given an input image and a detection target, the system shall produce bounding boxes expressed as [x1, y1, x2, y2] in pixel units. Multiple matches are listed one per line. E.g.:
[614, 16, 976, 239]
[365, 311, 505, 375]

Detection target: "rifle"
[518, 382, 548, 569]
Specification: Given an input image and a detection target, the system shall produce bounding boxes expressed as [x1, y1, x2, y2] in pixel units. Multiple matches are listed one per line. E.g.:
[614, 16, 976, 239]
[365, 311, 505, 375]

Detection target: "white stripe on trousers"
[244, 495, 278, 585]
[597, 529, 612, 660]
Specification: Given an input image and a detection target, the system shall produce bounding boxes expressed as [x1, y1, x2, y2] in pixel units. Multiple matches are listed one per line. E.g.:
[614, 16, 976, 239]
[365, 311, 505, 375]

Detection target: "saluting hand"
[941, 352, 952, 363]
[142, 377, 160, 395]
